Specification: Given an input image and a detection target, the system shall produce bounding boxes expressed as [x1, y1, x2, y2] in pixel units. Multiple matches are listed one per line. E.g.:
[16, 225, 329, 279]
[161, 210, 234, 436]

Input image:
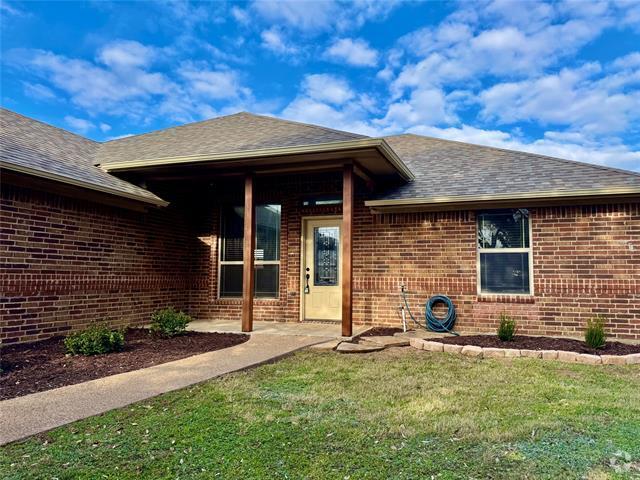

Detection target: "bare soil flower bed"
[0, 329, 248, 401]
[438, 334, 640, 356]
[358, 327, 404, 337]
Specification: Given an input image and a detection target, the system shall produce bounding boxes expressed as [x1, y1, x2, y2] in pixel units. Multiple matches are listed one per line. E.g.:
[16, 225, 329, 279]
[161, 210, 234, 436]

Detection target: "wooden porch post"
[342, 163, 354, 337]
[242, 173, 255, 332]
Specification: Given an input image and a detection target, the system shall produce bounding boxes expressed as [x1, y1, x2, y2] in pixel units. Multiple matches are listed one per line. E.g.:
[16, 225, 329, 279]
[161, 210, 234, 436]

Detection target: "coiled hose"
[401, 285, 459, 335]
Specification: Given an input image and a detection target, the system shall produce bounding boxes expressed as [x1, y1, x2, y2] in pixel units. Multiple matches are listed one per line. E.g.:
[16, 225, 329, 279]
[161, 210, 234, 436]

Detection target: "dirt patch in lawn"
[358, 327, 404, 338]
[439, 334, 640, 355]
[0, 329, 248, 400]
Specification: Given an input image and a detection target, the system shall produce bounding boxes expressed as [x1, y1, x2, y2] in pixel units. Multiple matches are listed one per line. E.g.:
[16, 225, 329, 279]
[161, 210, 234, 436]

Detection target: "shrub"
[497, 313, 517, 341]
[64, 324, 125, 356]
[150, 307, 191, 337]
[585, 316, 606, 349]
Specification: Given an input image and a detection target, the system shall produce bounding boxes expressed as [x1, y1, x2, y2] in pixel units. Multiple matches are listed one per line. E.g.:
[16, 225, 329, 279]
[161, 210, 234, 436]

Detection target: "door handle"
[305, 268, 310, 294]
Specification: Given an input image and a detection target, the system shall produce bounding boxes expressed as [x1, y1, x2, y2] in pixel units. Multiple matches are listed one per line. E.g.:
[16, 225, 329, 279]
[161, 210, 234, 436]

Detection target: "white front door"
[303, 218, 342, 321]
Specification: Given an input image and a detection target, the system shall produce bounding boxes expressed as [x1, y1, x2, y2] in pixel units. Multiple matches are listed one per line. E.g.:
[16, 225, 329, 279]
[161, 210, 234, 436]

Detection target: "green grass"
[2, 349, 640, 479]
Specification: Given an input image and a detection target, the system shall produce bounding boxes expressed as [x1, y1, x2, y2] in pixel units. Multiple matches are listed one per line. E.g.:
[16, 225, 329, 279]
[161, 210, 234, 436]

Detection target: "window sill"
[476, 295, 535, 304]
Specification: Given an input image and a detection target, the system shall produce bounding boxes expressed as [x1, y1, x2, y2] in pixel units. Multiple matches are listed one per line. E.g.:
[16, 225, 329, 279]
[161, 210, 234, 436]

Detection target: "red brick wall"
[353, 203, 640, 340]
[0, 184, 201, 344]
[190, 175, 640, 341]
[2, 176, 639, 344]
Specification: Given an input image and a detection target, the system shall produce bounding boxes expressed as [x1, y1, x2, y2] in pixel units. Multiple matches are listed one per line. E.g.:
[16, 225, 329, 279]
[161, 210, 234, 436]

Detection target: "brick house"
[1, 108, 639, 344]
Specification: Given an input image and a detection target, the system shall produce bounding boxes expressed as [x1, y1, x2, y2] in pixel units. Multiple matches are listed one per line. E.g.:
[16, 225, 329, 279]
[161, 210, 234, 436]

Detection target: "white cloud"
[260, 28, 298, 55]
[251, 0, 402, 33]
[99, 123, 111, 132]
[281, 96, 378, 136]
[106, 133, 134, 141]
[180, 65, 250, 100]
[64, 115, 95, 134]
[378, 87, 454, 131]
[612, 52, 640, 70]
[281, 74, 377, 135]
[22, 82, 56, 101]
[14, 48, 174, 116]
[392, 4, 613, 96]
[8, 41, 252, 124]
[325, 38, 378, 67]
[302, 74, 354, 104]
[252, 1, 338, 32]
[97, 40, 156, 70]
[230, 6, 250, 25]
[0, 1, 28, 17]
[479, 62, 640, 134]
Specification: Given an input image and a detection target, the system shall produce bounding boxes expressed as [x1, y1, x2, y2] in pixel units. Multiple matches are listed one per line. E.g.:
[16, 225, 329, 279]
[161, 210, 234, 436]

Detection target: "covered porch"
[101, 138, 412, 337]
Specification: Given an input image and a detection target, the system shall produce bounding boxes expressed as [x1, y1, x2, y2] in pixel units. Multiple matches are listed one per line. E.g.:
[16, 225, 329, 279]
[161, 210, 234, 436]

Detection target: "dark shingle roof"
[376, 134, 640, 201]
[96, 112, 366, 165]
[0, 109, 166, 206]
[2, 108, 639, 208]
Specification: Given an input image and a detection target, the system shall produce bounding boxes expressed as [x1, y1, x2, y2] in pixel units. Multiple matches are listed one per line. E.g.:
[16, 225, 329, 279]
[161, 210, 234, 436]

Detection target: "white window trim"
[476, 211, 534, 296]
[217, 206, 281, 299]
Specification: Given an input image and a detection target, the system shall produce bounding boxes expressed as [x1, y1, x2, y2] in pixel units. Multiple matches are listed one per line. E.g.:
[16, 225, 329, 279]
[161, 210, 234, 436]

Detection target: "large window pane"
[220, 264, 243, 297]
[478, 209, 529, 248]
[256, 205, 280, 261]
[221, 206, 244, 261]
[255, 264, 279, 298]
[219, 265, 280, 298]
[480, 252, 530, 294]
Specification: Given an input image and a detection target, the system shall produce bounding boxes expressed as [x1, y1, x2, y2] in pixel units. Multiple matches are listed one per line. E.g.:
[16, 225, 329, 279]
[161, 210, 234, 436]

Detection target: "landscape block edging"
[409, 338, 640, 365]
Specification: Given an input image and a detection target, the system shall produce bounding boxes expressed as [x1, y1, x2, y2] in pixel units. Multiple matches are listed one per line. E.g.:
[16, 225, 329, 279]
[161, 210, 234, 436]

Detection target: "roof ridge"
[0, 107, 99, 145]
[250, 112, 367, 139]
[101, 111, 366, 146]
[100, 111, 251, 144]
[385, 133, 640, 179]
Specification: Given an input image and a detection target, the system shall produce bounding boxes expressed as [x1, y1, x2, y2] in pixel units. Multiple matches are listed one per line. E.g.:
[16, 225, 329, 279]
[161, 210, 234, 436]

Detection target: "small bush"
[585, 316, 606, 349]
[497, 313, 517, 341]
[150, 307, 191, 337]
[64, 324, 125, 356]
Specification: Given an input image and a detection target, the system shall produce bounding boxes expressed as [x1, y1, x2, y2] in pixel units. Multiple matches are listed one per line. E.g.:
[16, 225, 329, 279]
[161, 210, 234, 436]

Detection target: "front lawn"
[2, 348, 639, 479]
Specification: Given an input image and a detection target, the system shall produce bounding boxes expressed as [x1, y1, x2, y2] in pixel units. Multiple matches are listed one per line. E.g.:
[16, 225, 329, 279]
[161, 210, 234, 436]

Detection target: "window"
[314, 226, 339, 286]
[477, 209, 532, 295]
[219, 204, 281, 298]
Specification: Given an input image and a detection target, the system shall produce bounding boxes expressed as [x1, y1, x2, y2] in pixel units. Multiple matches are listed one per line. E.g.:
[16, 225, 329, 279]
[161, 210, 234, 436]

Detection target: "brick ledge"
[476, 295, 535, 304]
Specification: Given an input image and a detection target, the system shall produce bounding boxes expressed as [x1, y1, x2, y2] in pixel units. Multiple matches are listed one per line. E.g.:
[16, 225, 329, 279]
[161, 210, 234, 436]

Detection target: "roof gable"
[96, 112, 366, 166]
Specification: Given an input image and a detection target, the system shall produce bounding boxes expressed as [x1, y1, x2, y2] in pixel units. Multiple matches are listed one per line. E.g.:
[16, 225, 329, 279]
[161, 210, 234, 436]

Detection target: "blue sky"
[2, 0, 640, 171]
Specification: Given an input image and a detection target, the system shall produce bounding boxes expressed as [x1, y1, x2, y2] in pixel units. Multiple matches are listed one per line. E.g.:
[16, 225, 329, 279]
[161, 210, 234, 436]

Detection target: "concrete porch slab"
[188, 320, 369, 340]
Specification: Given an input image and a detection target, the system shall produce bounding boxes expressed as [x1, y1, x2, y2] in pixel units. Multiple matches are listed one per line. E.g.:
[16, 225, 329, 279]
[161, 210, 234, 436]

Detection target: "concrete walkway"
[0, 333, 328, 446]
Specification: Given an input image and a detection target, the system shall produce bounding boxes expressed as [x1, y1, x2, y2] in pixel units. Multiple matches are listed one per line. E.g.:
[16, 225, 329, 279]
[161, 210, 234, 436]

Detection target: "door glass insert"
[314, 226, 339, 286]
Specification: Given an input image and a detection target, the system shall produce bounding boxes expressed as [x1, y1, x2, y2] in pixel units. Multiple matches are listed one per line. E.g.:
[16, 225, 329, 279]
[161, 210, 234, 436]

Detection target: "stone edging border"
[409, 338, 640, 365]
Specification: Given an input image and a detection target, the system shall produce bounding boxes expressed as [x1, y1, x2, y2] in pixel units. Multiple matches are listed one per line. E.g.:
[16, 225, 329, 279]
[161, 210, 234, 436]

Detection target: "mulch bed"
[438, 334, 640, 356]
[0, 329, 249, 401]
